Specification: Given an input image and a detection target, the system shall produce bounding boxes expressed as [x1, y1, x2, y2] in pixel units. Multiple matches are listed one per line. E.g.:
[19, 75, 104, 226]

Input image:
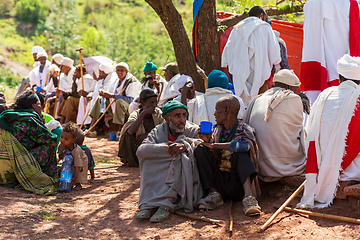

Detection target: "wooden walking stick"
[229, 200, 234, 238]
[174, 211, 223, 225]
[273, 204, 360, 225]
[156, 54, 170, 102]
[22, 82, 29, 93]
[76, 47, 87, 117]
[260, 180, 306, 231]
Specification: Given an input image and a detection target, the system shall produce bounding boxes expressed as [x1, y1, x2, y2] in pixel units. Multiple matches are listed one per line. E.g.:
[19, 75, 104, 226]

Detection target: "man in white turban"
[298, 54, 360, 209]
[51, 53, 64, 67]
[243, 69, 306, 184]
[28, 50, 52, 93]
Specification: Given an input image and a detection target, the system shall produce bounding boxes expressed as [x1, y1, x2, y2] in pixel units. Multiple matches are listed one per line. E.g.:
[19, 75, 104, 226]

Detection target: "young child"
[58, 122, 88, 190]
[75, 128, 96, 180]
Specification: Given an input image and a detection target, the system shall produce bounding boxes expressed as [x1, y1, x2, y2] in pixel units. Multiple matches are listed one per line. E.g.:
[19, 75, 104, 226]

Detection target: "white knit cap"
[32, 46, 44, 54]
[171, 74, 194, 92]
[51, 53, 64, 65]
[48, 64, 60, 75]
[36, 50, 48, 59]
[337, 54, 360, 80]
[99, 63, 114, 74]
[61, 57, 74, 68]
[115, 62, 129, 72]
[273, 69, 301, 87]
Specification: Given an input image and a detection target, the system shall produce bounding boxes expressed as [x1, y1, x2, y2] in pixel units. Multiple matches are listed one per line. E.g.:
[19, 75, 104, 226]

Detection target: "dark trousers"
[194, 145, 257, 202]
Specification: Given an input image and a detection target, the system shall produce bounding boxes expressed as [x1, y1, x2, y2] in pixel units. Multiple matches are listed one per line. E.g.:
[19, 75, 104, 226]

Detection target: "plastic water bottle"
[59, 151, 74, 192]
[100, 97, 106, 113]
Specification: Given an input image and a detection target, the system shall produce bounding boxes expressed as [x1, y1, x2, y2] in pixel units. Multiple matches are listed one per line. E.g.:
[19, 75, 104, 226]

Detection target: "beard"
[168, 117, 185, 134]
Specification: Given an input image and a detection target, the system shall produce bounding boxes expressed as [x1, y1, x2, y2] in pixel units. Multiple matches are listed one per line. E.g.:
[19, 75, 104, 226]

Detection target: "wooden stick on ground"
[156, 54, 170, 102]
[260, 180, 306, 231]
[85, 98, 116, 135]
[229, 200, 234, 238]
[174, 211, 223, 225]
[79, 105, 91, 129]
[274, 205, 360, 225]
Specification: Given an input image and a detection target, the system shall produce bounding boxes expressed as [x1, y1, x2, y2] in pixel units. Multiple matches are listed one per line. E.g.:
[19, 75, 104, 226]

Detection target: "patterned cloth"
[0, 128, 57, 195]
[0, 109, 58, 177]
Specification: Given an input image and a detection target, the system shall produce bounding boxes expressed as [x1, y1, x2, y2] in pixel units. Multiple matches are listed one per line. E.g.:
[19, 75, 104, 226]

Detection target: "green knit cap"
[143, 61, 158, 72]
[162, 100, 188, 117]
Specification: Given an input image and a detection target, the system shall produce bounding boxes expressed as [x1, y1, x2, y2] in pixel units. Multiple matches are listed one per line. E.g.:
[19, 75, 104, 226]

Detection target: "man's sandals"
[135, 206, 173, 223]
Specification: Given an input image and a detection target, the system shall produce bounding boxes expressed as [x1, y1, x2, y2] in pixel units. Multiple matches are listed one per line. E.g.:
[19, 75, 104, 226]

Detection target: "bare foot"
[73, 183, 83, 191]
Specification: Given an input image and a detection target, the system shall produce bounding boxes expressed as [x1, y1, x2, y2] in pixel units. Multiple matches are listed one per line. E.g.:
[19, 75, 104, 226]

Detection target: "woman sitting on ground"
[0, 90, 58, 177]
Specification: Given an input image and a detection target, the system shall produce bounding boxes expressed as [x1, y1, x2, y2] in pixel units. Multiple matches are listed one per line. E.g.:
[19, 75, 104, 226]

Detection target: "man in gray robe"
[136, 100, 203, 223]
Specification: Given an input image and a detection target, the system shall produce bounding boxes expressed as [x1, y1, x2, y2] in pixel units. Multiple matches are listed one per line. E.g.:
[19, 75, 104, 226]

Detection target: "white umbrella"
[83, 56, 113, 77]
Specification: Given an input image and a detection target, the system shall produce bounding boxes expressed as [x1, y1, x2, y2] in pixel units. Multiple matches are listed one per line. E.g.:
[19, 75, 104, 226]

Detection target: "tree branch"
[218, 4, 304, 29]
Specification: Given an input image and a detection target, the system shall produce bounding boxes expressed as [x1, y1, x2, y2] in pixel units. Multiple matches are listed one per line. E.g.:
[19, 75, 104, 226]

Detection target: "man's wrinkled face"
[38, 56, 46, 66]
[33, 53, 37, 62]
[116, 66, 128, 81]
[166, 108, 187, 134]
[99, 70, 107, 79]
[186, 82, 196, 100]
[74, 68, 81, 79]
[214, 102, 227, 125]
[164, 69, 173, 82]
[61, 65, 71, 75]
[145, 70, 157, 80]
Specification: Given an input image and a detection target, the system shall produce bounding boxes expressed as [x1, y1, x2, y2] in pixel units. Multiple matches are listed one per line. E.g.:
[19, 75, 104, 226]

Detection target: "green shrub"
[0, 0, 14, 16]
[15, 0, 48, 24]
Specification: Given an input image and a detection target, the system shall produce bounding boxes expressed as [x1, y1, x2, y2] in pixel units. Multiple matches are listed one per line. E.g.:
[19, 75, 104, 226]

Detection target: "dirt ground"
[1, 137, 360, 240]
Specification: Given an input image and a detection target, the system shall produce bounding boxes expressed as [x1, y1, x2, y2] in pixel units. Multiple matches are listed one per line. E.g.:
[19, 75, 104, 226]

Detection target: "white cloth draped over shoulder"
[243, 87, 306, 182]
[221, 17, 281, 106]
[298, 81, 360, 208]
[76, 73, 96, 125]
[29, 61, 52, 90]
[158, 74, 181, 107]
[58, 67, 76, 92]
[136, 121, 203, 213]
[187, 87, 245, 125]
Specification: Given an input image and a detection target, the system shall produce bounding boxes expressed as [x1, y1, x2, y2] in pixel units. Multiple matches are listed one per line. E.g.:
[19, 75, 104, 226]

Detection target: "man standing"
[195, 95, 261, 216]
[221, 6, 281, 106]
[298, 55, 360, 208]
[29, 50, 52, 91]
[136, 101, 202, 222]
[243, 69, 306, 183]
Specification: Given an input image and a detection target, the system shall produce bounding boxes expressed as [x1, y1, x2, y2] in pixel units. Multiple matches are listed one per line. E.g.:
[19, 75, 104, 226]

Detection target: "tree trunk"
[145, 0, 205, 92]
[196, 0, 220, 75]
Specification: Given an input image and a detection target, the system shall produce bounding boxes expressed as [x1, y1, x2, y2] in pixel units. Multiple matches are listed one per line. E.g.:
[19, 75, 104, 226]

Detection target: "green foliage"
[15, 0, 48, 24]
[0, 0, 14, 16]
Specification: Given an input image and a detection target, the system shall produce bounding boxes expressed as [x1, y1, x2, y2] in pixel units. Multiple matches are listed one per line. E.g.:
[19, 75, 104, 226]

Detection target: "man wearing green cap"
[141, 61, 167, 95]
[135, 100, 203, 223]
[188, 70, 245, 125]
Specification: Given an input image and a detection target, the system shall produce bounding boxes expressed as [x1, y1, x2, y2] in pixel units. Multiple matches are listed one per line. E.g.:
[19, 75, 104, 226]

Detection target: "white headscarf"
[170, 74, 193, 92]
[337, 54, 360, 80]
[31, 46, 44, 54]
[99, 63, 114, 74]
[51, 53, 64, 65]
[36, 50, 48, 59]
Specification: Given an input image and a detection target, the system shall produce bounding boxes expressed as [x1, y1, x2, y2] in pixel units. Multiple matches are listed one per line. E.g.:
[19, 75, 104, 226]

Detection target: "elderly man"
[141, 61, 167, 94]
[243, 69, 306, 183]
[29, 50, 52, 92]
[118, 89, 164, 167]
[136, 100, 203, 223]
[298, 55, 360, 209]
[222, 6, 281, 106]
[194, 95, 261, 216]
[88, 62, 118, 135]
[158, 62, 181, 107]
[188, 70, 244, 125]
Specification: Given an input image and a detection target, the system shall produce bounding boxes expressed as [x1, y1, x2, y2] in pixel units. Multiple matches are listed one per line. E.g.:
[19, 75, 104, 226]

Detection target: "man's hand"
[70, 179, 76, 189]
[167, 142, 187, 157]
[141, 107, 155, 117]
[199, 142, 215, 151]
[55, 88, 63, 95]
[198, 126, 212, 143]
[92, 72, 98, 80]
[134, 133, 148, 147]
[102, 92, 115, 99]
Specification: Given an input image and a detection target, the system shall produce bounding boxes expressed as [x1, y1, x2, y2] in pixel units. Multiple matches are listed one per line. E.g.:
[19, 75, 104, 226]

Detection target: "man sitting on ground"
[298, 54, 360, 208]
[243, 69, 306, 184]
[136, 101, 203, 222]
[188, 70, 244, 125]
[195, 95, 261, 216]
[118, 89, 164, 167]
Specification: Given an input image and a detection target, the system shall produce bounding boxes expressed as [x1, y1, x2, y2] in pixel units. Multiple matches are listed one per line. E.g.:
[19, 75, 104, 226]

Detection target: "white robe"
[58, 67, 76, 92]
[221, 17, 281, 106]
[76, 74, 96, 125]
[243, 87, 306, 182]
[187, 87, 245, 125]
[298, 81, 360, 208]
[29, 61, 52, 90]
[158, 74, 181, 107]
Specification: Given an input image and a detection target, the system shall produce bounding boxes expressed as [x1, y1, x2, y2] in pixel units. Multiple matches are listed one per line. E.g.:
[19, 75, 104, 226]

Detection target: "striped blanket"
[0, 128, 58, 195]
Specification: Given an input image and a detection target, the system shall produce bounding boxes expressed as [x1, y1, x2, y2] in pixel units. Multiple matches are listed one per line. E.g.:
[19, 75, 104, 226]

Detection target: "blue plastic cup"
[200, 121, 213, 135]
[36, 86, 42, 92]
[109, 133, 117, 141]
